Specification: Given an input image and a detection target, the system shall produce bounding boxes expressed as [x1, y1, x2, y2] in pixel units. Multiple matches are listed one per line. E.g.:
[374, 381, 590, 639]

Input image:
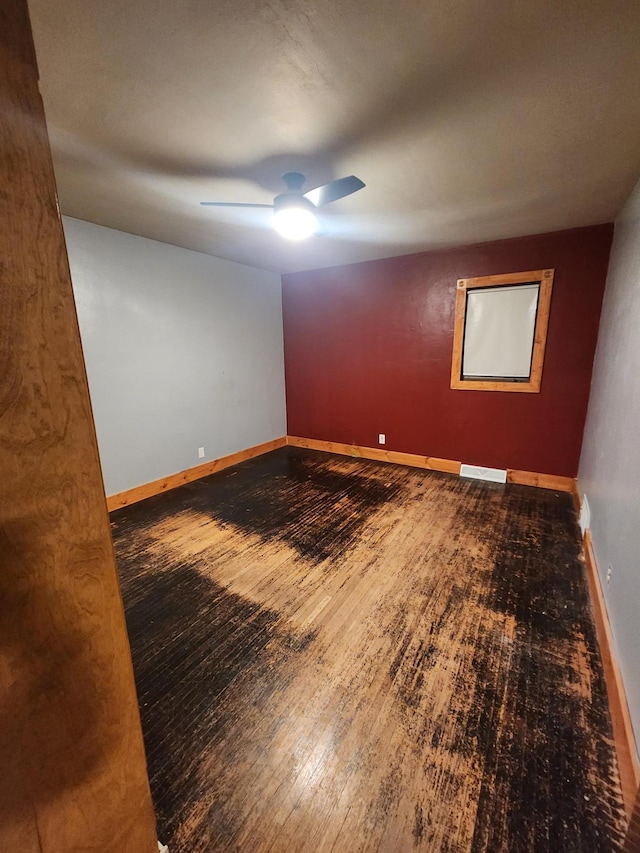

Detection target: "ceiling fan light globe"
[273, 206, 317, 240]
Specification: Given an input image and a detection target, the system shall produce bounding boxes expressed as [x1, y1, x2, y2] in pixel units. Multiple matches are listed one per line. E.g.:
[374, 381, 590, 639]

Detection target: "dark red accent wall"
[282, 224, 613, 478]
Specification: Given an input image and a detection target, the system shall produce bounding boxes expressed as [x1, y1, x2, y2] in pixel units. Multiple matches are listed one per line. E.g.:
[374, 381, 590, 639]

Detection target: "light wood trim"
[107, 437, 287, 511]
[287, 437, 576, 492]
[506, 469, 575, 492]
[286, 436, 461, 474]
[450, 277, 468, 389]
[450, 268, 554, 393]
[109, 437, 574, 511]
[583, 529, 640, 821]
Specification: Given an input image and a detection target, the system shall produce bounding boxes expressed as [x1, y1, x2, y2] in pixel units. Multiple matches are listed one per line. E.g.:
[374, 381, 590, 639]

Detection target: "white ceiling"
[29, 0, 640, 274]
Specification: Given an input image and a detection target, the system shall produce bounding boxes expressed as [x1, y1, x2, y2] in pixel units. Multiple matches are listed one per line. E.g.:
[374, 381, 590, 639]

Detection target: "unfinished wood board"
[111, 447, 625, 852]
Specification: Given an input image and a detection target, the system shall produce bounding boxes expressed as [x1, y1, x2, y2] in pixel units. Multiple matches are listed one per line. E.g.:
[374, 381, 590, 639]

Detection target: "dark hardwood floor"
[111, 447, 625, 852]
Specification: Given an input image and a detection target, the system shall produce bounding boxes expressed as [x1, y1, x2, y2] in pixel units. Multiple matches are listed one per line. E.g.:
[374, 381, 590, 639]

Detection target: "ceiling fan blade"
[200, 202, 274, 208]
[303, 175, 365, 207]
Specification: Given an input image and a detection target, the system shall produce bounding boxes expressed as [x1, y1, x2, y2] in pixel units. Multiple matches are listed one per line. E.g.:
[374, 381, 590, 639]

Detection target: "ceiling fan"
[200, 172, 365, 240]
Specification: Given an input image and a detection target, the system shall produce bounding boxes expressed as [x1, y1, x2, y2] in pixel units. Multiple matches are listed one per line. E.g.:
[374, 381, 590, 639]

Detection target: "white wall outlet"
[198, 447, 205, 459]
[378, 433, 386, 445]
[606, 565, 613, 584]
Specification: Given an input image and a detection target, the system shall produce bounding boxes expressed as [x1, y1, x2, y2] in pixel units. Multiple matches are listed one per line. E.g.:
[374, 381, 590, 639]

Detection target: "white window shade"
[462, 283, 540, 380]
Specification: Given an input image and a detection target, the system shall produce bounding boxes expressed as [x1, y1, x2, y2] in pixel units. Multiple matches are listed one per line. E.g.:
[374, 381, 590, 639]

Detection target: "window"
[450, 268, 554, 393]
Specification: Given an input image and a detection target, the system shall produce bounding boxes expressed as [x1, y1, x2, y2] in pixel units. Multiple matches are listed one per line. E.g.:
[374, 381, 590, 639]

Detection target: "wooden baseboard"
[505, 468, 576, 492]
[106, 437, 287, 511]
[583, 529, 640, 821]
[106, 435, 575, 510]
[286, 436, 461, 475]
[286, 436, 576, 493]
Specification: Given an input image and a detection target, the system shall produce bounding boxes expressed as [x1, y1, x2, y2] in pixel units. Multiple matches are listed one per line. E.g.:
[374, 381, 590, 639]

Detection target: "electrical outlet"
[606, 565, 613, 584]
[378, 433, 386, 445]
[198, 447, 205, 459]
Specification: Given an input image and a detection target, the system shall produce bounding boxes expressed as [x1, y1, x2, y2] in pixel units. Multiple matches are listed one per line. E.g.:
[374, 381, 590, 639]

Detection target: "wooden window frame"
[450, 268, 555, 393]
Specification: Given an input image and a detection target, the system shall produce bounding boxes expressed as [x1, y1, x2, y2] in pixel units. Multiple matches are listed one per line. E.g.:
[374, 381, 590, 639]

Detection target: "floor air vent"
[460, 464, 507, 484]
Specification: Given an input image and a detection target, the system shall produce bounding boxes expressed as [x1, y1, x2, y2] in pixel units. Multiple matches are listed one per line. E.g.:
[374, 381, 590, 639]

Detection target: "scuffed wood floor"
[111, 447, 625, 852]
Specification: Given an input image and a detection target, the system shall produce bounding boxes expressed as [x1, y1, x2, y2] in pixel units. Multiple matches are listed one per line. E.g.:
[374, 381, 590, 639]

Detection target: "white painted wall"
[578, 178, 640, 757]
[63, 217, 286, 496]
